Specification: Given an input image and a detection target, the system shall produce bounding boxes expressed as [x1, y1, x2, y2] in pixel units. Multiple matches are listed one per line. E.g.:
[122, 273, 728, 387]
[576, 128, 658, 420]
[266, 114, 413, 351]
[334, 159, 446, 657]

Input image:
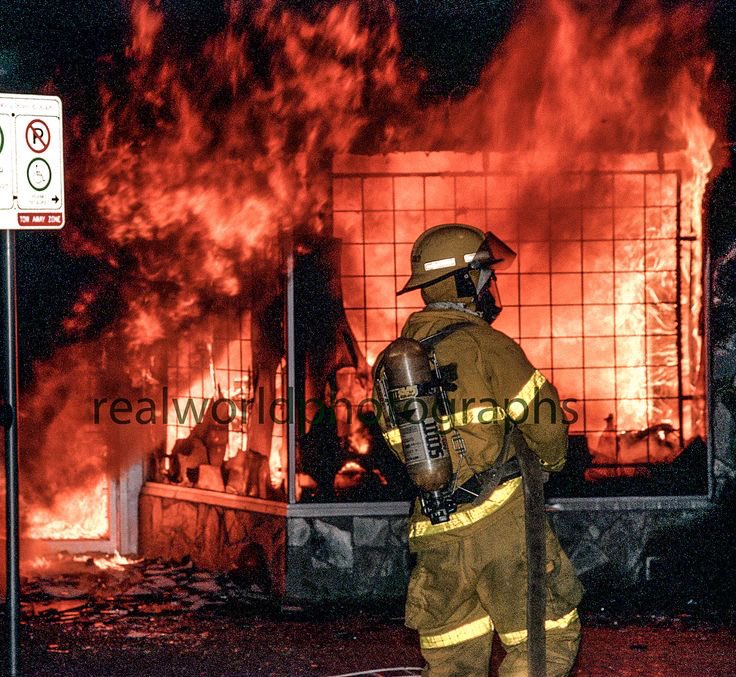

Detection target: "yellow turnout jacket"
[375, 306, 568, 513]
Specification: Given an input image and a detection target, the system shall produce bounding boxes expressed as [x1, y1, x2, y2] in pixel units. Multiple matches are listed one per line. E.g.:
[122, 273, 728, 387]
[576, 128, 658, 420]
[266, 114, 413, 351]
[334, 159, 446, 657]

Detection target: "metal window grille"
[164, 313, 286, 467]
[332, 170, 693, 477]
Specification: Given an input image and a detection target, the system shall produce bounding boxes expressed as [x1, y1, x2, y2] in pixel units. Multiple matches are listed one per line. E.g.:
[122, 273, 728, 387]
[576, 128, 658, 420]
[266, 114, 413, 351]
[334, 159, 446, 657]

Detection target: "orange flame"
[23, 0, 415, 537]
[81, 0, 413, 355]
[434, 0, 717, 455]
[73, 550, 143, 570]
[26, 476, 109, 541]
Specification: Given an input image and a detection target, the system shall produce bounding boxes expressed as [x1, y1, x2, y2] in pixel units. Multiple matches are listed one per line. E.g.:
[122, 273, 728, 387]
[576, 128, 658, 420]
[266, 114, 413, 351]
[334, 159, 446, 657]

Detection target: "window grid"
[165, 314, 286, 464]
[333, 171, 683, 467]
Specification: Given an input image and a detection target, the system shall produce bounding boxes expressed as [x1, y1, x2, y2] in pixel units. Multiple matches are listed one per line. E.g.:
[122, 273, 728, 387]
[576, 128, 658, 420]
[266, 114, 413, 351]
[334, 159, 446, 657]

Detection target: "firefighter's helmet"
[398, 224, 516, 295]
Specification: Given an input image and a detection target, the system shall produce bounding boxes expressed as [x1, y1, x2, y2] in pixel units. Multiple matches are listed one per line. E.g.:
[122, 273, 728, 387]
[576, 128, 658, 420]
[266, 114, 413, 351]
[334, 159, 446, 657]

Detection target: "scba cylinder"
[382, 338, 453, 493]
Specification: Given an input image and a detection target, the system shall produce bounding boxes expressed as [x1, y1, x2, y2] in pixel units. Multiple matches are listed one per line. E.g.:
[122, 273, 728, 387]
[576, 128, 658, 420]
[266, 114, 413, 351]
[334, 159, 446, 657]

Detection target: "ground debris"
[187, 580, 221, 594]
[136, 602, 182, 615]
[19, 552, 263, 630]
[122, 584, 161, 598]
[142, 559, 194, 577]
[145, 576, 178, 589]
[40, 583, 90, 599]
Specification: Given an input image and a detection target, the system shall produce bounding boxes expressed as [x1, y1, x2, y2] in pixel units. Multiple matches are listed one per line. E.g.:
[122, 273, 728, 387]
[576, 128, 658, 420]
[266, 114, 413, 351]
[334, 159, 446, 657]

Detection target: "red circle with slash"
[25, 119, 51, 153]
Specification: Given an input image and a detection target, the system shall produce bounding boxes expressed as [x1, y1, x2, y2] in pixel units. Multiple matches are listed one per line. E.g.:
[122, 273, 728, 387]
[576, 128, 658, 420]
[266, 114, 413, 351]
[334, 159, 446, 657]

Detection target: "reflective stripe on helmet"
[420, 615, 494, 649]
[423, 256, 457, 271]
[424, 250, 492, 273]
[409, 477, 521, 539]
[507, 370, 547, 421]
[498, 608, 580, 647]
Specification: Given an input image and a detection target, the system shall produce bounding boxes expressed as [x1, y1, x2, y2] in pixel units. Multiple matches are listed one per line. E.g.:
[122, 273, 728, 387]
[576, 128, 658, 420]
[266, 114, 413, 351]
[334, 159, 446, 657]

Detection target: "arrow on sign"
[52, 195, 59, 203]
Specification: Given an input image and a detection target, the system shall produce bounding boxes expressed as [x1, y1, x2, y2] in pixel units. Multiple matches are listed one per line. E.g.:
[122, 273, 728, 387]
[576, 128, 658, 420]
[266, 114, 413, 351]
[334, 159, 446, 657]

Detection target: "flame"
[19, 0, 416, 536]
[26, 476, 109, 540]
[20, 551, 141, 576]
[73, 550, 143, 571]
[25, 556, 54, 571]
[432, 0, 717, 459]
[80, 0, 413, 354]
[335, 0, 718, 478]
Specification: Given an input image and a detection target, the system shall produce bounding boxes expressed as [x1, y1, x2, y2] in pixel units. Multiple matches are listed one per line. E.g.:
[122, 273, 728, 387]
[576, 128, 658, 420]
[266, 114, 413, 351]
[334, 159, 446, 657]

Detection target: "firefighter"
[374, 224, 583, 676]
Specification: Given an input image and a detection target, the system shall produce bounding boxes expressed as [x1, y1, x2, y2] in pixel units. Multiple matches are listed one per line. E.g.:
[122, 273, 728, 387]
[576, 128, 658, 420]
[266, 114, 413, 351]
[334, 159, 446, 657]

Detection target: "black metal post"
[517, 431, 547, 677]
[2, 229, 20, 676]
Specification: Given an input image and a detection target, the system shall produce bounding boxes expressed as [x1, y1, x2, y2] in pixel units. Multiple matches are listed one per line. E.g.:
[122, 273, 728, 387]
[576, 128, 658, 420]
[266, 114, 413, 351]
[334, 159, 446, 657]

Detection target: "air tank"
[382, 338, 453, 493]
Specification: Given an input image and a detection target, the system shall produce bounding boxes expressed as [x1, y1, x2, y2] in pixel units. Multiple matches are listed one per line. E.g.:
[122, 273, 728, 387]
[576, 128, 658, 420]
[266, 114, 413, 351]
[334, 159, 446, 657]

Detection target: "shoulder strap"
[373, 320, 470, 380]
[419, 321, 475, 350]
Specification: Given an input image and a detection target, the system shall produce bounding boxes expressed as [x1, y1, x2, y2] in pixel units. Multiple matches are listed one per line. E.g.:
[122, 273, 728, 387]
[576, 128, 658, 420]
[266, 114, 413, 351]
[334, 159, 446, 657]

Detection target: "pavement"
[1, 552, 734, 676]
[5, 607, 736, 676]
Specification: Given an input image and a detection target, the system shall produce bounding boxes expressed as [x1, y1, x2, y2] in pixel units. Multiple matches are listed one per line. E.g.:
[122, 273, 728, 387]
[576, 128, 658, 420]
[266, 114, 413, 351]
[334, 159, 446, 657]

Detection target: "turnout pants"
[406, 478, 583, 677]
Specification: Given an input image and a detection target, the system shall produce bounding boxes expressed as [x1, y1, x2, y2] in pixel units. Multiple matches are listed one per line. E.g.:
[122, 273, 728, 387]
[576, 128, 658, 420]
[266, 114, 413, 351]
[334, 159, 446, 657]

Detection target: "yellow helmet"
[398, 223, 516, 295]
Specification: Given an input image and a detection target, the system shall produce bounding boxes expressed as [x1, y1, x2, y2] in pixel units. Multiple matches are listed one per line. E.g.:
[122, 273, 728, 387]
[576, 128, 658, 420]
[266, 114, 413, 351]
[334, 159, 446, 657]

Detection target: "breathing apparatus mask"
[452, 231, 510, 324]
[474, 267, 503, 324]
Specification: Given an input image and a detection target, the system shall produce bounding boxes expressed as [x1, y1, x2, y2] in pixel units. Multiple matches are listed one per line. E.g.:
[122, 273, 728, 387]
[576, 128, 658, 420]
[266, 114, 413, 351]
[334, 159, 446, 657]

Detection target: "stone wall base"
[139, 483, 410, 604]
[140, 483, 727, 607]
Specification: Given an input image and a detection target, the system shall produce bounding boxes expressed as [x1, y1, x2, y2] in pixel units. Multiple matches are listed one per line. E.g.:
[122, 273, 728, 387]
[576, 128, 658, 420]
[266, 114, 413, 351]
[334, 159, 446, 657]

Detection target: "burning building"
[7, 0, 734, 606]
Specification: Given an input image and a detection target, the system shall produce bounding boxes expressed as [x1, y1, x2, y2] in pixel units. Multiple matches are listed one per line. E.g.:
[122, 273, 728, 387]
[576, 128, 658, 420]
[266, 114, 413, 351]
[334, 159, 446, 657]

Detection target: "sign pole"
[0, 91, 66, 676]
[1, 229, 20, 676]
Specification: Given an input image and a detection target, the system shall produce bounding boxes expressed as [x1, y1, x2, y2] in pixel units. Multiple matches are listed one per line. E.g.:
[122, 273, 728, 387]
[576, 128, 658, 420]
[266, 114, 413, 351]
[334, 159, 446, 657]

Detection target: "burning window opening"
[159, 310, 288, 500]
[151, 238, 412, 504]
[328, 161, 707, 499]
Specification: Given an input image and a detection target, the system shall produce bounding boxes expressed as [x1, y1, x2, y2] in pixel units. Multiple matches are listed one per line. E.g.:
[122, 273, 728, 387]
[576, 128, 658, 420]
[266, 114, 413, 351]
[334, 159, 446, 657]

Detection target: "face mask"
[475, 270, 502, 324]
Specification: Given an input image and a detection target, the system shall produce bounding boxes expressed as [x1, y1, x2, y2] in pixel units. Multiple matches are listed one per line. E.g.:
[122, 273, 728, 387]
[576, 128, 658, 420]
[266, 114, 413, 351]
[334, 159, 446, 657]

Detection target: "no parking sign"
[0, 93, 64, 230]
